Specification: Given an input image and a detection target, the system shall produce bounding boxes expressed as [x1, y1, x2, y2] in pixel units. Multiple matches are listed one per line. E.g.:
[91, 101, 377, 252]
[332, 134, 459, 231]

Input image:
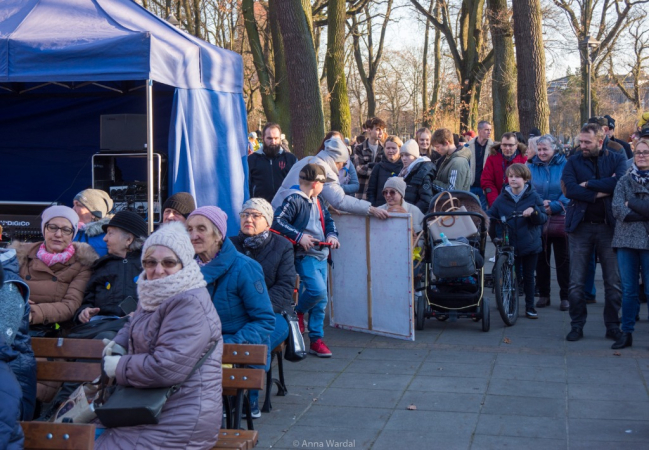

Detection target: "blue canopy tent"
[0, 0, 248, 233]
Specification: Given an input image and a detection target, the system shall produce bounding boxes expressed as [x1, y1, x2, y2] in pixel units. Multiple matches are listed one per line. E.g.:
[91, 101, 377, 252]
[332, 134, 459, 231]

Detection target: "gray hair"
[128, 236, 146, 252]
[537, 134, 560, 153]
[477, 120, 491, 130]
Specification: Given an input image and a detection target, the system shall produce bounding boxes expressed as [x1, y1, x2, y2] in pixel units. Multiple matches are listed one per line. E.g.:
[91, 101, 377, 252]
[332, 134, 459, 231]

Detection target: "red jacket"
[480, 143, 528, 207]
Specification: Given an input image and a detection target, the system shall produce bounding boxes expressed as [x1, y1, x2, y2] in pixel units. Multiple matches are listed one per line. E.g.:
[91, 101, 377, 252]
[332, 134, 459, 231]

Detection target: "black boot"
[611, 332, 632, 349]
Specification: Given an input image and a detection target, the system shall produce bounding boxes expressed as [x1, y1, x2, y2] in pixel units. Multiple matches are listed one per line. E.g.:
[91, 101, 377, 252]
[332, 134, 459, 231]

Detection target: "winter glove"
[102, 339, 127, 357]
[103, 355, 121, 378]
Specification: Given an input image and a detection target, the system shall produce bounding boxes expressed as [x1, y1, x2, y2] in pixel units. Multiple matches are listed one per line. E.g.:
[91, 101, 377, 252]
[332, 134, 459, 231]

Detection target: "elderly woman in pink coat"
[96, 222, 223, 449]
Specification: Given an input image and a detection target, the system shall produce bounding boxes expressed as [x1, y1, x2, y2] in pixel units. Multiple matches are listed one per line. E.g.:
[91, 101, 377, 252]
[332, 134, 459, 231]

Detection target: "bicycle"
[491, 212, 523, 326]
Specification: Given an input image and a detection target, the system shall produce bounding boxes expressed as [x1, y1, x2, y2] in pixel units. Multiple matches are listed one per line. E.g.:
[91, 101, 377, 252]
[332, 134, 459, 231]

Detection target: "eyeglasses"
[239, 212, 264, 220]
[45, 223, 74, 236]
[634, 151, 649, 157]
[142, 259, 182, 269]
[383, 189, 399, 196]
[501, 143, 517, 148]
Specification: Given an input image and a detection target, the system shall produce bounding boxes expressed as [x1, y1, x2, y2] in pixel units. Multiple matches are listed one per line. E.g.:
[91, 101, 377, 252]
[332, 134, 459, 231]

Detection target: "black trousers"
[516, 253, 539, 311]
[536, 236, 570, 300]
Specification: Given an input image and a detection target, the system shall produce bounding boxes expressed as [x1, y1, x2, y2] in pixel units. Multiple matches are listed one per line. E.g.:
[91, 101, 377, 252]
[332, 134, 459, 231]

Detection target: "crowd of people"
[1, 111, 649, 448]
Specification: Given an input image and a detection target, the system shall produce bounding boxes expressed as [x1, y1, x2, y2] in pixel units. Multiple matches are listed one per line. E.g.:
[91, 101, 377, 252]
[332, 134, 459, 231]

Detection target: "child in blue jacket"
[488, 164, 547, 319]
[273, 164, 340, 357]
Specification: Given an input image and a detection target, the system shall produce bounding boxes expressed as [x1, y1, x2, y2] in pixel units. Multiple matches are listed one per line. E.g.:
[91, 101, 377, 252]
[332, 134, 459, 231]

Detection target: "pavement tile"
[418, 361, 493, 378]
[568, 399, 649, 420]
[491, 363, 566, 382]
[396, 391, 484, 413]
[384, 410, 479, 432]
[475, 414, 567, 439]
[264, 387, 327, 406]
[316, 387, 402, 409]
[568, 383, 649, 401]
[356, 347, 429, 361]
[498, 335, 566, 350]
[344, 358, 422, 375]
[296, 405, 392, 430]
[425, 350, 497, 364]
[568, 418, 649, 442]
[281, 370, 341, 387]
[271, 425, 379, 449]
[372, 429, 471, 450]
[566, 355, 640, 370]
[568, 440, 649, 450]
[470, 434, 567, 450]
[481, 394, 565, 418]
[408, 375, 489, 394]
[495, 353, 565, 367]
[329, 372, 413, 391]
[566, 367, 646, 386]
[487, 378, 566, 399]
[254, 402, 311, 425]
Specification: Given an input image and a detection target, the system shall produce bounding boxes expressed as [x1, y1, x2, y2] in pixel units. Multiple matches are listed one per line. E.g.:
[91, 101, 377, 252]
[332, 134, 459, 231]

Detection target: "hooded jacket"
[248, 148, 298, 203]
[403, 158, 437, 213]
[0, 336, 24, 450]
[271, 151, 371, 216]
[201, 238, 275, 345]
[11, 241, 98, 326]
[230, 232, 296, 314]
[481, 143, 529, 206]
[487, 183, 548, 256]
[73, 250, 142, 323]
[561, 147, 627, 233]
[527, 153, 570, 214]
[74, 217, 111, 257]
[612, 174, 649, 249]
[96, 287, 222, 450]
[366, 159, 404, 207]
[434, 146, 472, 193]
[0, 249, 36, 421]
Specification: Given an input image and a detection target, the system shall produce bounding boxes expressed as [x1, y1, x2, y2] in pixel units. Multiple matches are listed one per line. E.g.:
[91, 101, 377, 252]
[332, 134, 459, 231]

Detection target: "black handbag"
[95, 340, 217, 428]
[282, 310, 307, 362]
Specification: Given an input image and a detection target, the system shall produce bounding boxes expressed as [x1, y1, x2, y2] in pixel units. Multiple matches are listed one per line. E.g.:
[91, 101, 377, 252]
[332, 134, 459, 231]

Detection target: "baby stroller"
[415, 191, 490, 332]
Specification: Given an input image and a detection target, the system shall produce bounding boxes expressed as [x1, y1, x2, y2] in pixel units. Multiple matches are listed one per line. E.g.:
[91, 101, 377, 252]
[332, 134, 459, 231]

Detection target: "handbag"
[283, 310, 307, 362]
[432, 241, 476, 279]
[428, 192, 478, 241]
[95, 340, 217, 428]
[543, 204, 566, 238]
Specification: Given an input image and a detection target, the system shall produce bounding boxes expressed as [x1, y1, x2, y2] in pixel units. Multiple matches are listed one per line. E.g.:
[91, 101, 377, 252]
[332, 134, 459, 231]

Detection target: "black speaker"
[100, 114, 147, 152]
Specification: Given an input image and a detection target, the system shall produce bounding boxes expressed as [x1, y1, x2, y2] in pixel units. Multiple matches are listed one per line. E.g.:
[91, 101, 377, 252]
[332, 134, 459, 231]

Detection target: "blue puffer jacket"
[0, 335, 25, 450]
[561, 148, 627, 233]
[74, 218, 110, 257]
[0, 249, 36, 420]
[528, 153, 570, 214]
[487, 183, 548, 256]
[201, 238, 275, 345]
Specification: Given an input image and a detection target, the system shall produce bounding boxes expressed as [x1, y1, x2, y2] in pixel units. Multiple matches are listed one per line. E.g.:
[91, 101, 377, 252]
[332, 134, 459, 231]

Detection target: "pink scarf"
[36, 243, 76, 267]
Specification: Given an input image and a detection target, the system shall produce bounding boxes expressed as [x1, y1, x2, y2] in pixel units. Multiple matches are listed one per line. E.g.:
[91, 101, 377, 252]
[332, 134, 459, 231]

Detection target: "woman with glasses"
[610, 139, 649, 349]
[481, 132, 529, 208]
[378, 177, 425, 234]
[230, 198, 296, 417]
[96, 222, 222, 449]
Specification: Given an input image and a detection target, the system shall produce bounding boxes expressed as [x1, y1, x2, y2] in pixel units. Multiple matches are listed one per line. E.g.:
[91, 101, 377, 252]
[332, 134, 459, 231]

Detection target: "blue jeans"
[249, 313, 289, 407]
[470, 186, 488, 212]
[567, 223, 621, 330]
[617, 248, 649, 333]
[584, 250, 597, 300]
[295, 256, 329, 340]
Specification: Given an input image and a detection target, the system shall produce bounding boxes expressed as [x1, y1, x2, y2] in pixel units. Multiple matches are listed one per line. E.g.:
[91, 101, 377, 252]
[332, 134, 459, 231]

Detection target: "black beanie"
[162, 193, 196, 218]
[529, 127, 542, 138]
[102, 211, 148, 238]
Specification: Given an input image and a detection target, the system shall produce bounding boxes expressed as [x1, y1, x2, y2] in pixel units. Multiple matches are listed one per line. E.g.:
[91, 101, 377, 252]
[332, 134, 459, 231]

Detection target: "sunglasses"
[142, 259, 182, 269]
[383, 189, 400, 196]
[45, 223, 74, 236]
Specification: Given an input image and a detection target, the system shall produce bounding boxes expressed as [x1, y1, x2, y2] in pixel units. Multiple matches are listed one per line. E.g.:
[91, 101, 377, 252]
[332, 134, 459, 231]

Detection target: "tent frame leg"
[146, 79, 154, 234]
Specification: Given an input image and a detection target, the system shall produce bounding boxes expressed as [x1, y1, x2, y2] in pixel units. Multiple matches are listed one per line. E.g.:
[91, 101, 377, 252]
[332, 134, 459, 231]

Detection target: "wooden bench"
[29, 337, 265, 450]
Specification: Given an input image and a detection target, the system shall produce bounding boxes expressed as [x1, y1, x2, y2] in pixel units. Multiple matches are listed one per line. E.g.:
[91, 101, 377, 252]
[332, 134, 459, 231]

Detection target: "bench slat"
[222, 368, 264, 390]
[37, 361, 101, 383]
[32, 338, 105, 359]
[21, 422, 95, 450]
[222, 344, 267, 366]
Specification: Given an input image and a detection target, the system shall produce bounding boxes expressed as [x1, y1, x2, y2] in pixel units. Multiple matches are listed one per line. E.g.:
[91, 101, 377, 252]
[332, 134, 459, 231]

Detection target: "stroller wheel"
[481, 297, 491, 332]
[436, 315, 448, 322]
[415, 294, 426, 331]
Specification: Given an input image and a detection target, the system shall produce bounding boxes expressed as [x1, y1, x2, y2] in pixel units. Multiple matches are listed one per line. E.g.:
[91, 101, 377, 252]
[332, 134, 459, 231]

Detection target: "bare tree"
[609, 17, 649, 110]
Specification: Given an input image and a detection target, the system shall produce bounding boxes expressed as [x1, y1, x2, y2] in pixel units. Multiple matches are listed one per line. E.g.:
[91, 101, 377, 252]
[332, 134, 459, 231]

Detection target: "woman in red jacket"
[481, 132, 529, 207]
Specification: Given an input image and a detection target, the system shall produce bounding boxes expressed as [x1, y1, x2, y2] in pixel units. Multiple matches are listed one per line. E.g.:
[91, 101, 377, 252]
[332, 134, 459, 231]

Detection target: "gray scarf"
[136, 262, 206, 312]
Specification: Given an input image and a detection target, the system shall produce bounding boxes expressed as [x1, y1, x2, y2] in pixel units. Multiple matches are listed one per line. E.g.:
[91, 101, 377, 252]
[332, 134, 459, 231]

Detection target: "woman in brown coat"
[96, 222, 222, 450]
[12, 206, 98, 331]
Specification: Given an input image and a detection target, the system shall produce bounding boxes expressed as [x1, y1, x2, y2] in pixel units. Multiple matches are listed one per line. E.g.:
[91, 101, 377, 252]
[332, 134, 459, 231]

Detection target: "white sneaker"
[489, 256, 496, 263]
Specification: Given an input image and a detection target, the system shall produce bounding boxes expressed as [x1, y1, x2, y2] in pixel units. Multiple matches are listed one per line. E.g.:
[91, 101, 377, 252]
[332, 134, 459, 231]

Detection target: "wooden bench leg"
[261, 363, 273, 413]
[262, 349, 289, 413]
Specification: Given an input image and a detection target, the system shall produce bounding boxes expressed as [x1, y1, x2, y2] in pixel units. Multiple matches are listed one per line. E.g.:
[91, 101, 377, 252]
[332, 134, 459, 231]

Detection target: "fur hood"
[490, 141, 527, 156]
[81, 216, 112, 237]
[10, 241, 99, 268]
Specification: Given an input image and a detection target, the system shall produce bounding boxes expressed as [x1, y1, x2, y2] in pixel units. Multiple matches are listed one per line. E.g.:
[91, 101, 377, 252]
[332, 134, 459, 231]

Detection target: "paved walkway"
[253, 251, 649, 449]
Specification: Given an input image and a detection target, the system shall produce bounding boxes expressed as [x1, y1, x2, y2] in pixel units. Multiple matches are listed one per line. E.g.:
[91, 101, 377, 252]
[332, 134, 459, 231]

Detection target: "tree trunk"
[512, 0, 550, 135]
[487, 0, 518, 138]
[326, 0, 352, 137]
[430, 0, 441, 118]
[276, 0, 325, 157]
[421, 1, 433, 127]
[269, 0, 292, 141]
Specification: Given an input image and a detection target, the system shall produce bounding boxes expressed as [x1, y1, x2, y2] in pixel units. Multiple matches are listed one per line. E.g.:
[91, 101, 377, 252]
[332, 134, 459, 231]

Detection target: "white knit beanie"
[142, 222, 195, 268]
[242, 198, 274, 227]
[400, 139, 420, 159]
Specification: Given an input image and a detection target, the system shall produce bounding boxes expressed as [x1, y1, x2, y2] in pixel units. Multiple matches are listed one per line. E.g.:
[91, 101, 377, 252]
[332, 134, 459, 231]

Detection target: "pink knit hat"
[41, 205, 80, 238]
[188, 206, 228, 239]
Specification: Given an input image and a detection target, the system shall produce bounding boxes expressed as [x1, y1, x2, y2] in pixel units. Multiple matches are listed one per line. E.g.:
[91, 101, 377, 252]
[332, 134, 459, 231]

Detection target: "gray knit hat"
[400, 139, 420, 159]
[142, 222, 194, 268]
[322, 137, 349, 163]
[74, 189, 114, 219]
[383, 177, 407, 199]
[242, 198, 274, 227]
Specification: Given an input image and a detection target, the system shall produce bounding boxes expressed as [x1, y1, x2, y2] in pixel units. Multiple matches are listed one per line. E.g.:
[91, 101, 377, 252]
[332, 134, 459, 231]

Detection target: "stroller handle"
[423, 210, 487, 233]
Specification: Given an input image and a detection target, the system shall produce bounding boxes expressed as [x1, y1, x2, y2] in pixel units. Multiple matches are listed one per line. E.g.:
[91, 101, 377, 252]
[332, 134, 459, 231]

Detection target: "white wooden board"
[328, 213, 414, 341]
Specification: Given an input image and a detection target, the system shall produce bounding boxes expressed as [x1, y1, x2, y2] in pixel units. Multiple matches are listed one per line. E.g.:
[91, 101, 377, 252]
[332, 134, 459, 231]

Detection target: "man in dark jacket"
[248, 123, 298, 203]
[603, 114, 632, 159]
[353, 117, 386, 200]
[561, 123, 627, 342]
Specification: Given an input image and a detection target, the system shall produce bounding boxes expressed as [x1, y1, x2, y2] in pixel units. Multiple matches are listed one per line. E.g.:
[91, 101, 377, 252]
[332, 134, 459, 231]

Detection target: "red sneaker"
[309, 339, 332, 358]
[297, 313, 305, 334]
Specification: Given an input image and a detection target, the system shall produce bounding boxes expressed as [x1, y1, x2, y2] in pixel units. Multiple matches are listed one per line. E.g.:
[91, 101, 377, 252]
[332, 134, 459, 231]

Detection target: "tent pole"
[146, 79, 154, 234]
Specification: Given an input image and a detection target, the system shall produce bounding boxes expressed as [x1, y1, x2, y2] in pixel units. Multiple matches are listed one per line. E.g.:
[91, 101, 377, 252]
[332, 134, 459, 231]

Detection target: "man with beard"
[248, 123, 298, 203]
[561, 123, 626, 343]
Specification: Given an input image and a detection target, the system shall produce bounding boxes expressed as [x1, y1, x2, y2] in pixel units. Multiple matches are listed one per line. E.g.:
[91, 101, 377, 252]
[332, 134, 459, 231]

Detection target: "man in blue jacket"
[561, 123, 627, 342]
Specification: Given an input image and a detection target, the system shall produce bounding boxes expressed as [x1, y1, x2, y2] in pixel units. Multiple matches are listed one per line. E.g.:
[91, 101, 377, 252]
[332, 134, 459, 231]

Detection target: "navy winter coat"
[487, 183, 548, 257]
[272, 189, 338, 243]
[0, 249, 36, 421]
[230, 232, 297, 314]
[201, 238, 275, 346]
[561, 148, 627, 233]
[248, 149, 298, 203]
[527, 153, 570, 213]
[366, 159, 404, 207]
[404, 160, 437, 213]
[0, 336, 25, 450]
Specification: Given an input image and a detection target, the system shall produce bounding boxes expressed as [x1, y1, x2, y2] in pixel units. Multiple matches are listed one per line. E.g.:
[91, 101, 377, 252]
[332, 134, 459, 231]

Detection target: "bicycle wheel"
[415, 293, 426, 330]
[493, 253, 519, 326]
